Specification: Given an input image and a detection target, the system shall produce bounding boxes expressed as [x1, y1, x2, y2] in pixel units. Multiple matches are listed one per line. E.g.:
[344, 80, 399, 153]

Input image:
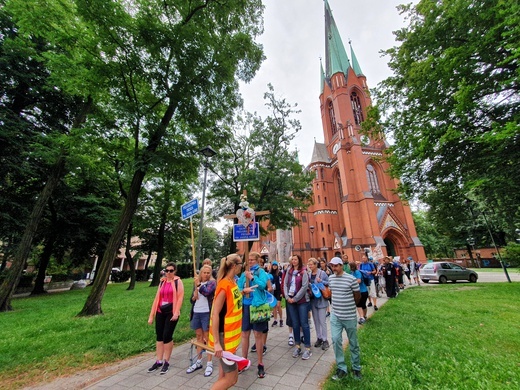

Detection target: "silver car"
[420, 262, 478, 284]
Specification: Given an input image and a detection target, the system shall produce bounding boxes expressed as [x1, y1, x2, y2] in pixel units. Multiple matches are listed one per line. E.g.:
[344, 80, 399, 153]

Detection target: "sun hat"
[266, 291, 277, 308]
[311, 283, 322, 298]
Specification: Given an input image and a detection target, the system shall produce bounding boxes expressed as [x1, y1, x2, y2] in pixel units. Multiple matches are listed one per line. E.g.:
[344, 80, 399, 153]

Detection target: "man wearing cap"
[328, 257, 362, 381]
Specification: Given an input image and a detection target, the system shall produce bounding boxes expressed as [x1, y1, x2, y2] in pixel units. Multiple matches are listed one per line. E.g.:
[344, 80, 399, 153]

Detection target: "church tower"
[291, 1, 426, 262]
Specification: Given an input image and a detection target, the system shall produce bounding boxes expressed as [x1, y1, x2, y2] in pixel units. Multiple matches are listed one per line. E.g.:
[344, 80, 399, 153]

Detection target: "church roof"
[350, 42, 364, 76]
[324, 0, 350, 79]
[310, 142, 330, 164]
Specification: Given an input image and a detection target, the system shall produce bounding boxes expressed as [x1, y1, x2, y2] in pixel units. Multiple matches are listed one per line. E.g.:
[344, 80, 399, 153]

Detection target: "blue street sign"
[233, 222, 260, 242]
[181, 199, 199, 220]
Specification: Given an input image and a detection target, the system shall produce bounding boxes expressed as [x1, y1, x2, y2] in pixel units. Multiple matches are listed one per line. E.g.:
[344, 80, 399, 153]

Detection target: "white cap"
[329, 257, 342, 266]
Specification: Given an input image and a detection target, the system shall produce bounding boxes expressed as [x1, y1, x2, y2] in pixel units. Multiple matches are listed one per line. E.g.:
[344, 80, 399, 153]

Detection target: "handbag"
[250, 303, 271, 323]
[160, 302, 173, 312]
[317, 282, 331, 299]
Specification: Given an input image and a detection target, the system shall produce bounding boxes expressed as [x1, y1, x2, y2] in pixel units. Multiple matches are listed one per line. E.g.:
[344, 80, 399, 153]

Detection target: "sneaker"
[257, 364, 265, 378]
[159, 361, 169, 375]
[358, 317, 366, 325]
[288, 336, 294, 346]
[332, 368, 347, 381]
[374, 305, 379, 311]
[321, 340, 330, 350]
[204, 363, 213, 377]
[272, 320, 278, 327]
[326, 312, 330, 317]
[147, 361, 163, 373]
[279, 320, 284, 327]
[292, 347, 302, 358]
[301, 349, 312, 360]
[186, 360, 203, 374]
[353, 370, 362, 380]
[367, 302, 373, 307]
[251, 343, 257, 353]
[263, 345, 267, 355]
[314, 338, 323, 348]
[237, 358, 251, 374]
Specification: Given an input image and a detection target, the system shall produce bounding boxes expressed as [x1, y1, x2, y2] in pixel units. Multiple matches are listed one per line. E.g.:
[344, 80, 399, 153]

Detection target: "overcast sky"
[239, 0, 414, 166]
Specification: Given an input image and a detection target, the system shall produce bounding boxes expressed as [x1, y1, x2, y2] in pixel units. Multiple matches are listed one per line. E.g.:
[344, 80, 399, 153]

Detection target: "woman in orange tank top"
[209, 254, 243, 390]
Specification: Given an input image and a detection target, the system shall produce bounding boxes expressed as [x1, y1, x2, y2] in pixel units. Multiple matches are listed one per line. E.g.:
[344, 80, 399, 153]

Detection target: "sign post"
[181, 199, 200, 276]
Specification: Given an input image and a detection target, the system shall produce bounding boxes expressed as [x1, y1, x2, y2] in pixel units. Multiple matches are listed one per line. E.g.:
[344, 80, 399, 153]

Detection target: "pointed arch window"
[350, 91, 364, 125]
[366, 164, 381, 195]
[336, 173, 343, 199]
[328, 100, 338, 135]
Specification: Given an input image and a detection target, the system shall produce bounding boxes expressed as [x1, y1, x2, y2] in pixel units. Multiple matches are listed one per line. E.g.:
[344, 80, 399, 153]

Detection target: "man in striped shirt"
[328, 257, 362, 381]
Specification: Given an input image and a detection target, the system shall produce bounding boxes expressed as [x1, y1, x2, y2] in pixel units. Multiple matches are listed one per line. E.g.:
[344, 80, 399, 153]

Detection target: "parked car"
[420, 262, 478, 284]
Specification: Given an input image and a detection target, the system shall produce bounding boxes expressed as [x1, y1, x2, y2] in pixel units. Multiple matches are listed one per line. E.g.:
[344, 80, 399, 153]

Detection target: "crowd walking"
[143, 251, 416, 389]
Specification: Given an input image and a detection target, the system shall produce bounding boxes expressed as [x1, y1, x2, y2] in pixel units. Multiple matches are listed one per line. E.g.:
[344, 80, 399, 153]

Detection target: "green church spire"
[324, 0, 350, 78]
[349, 41, 364, 76]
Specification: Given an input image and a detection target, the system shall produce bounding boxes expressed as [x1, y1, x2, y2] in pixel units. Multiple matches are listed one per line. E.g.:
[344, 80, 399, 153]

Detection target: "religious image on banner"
[373, 244, 384, 261]
[277, 229, 292, 263]
[268, 240, 277, 262]
[236, 193, 255, 233]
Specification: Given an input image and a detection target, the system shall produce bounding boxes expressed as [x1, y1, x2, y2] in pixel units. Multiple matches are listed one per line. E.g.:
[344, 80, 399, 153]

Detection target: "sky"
[239, 0, 414, 166]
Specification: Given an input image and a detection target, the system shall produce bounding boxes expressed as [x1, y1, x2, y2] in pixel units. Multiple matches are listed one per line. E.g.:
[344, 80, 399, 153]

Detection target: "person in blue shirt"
[349, 262, 368, 324]
[359, 255, 378, 311]
[237, 251, 269, 379]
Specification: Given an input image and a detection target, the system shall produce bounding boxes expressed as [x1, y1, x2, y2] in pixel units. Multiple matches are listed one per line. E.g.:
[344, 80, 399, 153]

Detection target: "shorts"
[368, 280, 377, 298]
[190, 311, 210, 331]
[218, 333, 237, 373]
[242, 304, 268, 333]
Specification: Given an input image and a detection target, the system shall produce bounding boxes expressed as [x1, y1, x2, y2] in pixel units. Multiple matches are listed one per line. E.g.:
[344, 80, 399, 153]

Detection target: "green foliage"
[209, 84, 314, 234]
[503, 242, 520, 267]
[412, 210, 454, 258]
[0, 280, 195, 388]
[375, 0, 520, 244]
[324, 283, 520, 389]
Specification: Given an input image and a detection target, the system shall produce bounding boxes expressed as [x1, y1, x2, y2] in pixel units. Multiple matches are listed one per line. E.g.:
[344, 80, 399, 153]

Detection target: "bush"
[135, 268, 152, 282]
[176, 262, 194, 279]
[110, 269, 131, 283]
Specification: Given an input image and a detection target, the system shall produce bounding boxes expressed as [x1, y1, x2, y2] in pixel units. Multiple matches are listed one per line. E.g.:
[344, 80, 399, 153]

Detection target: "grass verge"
[0, 280, 194, 389]
[323, 283, 520, 390]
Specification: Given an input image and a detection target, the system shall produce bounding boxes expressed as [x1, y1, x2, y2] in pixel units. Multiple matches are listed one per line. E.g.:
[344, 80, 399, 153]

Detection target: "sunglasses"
[164, 269, 175, 273]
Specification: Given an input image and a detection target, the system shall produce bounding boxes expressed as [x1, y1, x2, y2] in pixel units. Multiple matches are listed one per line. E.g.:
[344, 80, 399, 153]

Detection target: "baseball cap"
[272, 261, 279, 266]
[329, 257, 342, 266]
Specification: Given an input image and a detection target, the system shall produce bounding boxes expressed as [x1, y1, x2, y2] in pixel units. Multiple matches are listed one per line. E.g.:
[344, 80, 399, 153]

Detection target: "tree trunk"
[150, 219, 166, 287]
[125, 224, 136, 291]
[31, 236, 55, 295]
[78, 97, 178, 316]
[0, 157, 65, 311]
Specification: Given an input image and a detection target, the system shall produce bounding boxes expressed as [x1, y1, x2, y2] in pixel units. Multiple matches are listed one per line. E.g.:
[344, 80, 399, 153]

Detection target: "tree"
[210, 84, 314, 252]
[3, 0, 264, 315]
[375, 0, 520, 243]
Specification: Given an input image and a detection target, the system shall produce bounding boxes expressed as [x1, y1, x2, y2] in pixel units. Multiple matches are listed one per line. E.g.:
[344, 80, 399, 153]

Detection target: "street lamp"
[309, 225, 315, 257]
[197, 145, 217, 270]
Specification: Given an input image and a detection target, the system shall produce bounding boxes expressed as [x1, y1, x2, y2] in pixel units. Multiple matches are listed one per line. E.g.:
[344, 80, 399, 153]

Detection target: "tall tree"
[210, 84, 313, 252]
[375, 0, 520, 242]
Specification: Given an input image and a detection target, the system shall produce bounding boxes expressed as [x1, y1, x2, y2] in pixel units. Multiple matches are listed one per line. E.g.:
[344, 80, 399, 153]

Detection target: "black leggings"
[356, 291, 369, 309]
[155, 311, 179, 343]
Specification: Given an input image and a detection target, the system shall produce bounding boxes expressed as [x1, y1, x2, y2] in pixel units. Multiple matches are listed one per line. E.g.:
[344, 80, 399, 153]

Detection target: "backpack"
[360, 270, 371, 287]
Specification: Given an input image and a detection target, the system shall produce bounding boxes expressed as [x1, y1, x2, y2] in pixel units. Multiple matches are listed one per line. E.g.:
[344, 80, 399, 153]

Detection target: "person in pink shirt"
[147, 262, 184, 375]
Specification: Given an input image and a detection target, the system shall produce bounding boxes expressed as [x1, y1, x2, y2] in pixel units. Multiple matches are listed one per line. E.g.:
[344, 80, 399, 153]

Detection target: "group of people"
[145, 252, 420, 388]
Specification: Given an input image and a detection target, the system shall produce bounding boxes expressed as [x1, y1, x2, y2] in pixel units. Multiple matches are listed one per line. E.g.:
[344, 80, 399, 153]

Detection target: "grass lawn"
[323, 283, 520, 390]
[0, 280, 195, 389]
[468, 267, 519, 273]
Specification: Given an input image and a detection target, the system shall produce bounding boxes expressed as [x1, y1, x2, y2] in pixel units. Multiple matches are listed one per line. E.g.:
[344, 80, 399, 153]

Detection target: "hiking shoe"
[374, 305, 379, 311]
[367, 302, 373, 307]
[288, 336, 294, 346]
[332, 368, 347, 381]
[353, 370, 362, 380]
[159, 361, 169, 375]
[147, 361, 163, 373]
[251, 343, 257, 352]
[314, 338, 323, 348]
[279, 320, 284, 327]
[186, 361, 203, 374]
[292, 347, 301, 358]
[272, 320, 278, 327]
[358, 317, 366, 325]
[263, 345, 267, 355]
[257, 364, 265, 378]
[301, 349, 312, 360]
[204, 363, 213, 377]
[321, 340, 330, 350]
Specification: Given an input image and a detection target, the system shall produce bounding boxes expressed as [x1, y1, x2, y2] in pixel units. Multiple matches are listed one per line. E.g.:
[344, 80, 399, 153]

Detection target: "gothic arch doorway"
[384, 238, 396, 257]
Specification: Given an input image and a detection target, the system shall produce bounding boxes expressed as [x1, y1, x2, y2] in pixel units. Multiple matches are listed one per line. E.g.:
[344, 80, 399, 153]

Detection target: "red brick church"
[252, 1, 426, 263]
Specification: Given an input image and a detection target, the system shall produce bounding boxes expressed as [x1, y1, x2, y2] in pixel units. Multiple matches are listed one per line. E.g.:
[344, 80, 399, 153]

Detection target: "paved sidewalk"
[29, 295, 391, 390]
